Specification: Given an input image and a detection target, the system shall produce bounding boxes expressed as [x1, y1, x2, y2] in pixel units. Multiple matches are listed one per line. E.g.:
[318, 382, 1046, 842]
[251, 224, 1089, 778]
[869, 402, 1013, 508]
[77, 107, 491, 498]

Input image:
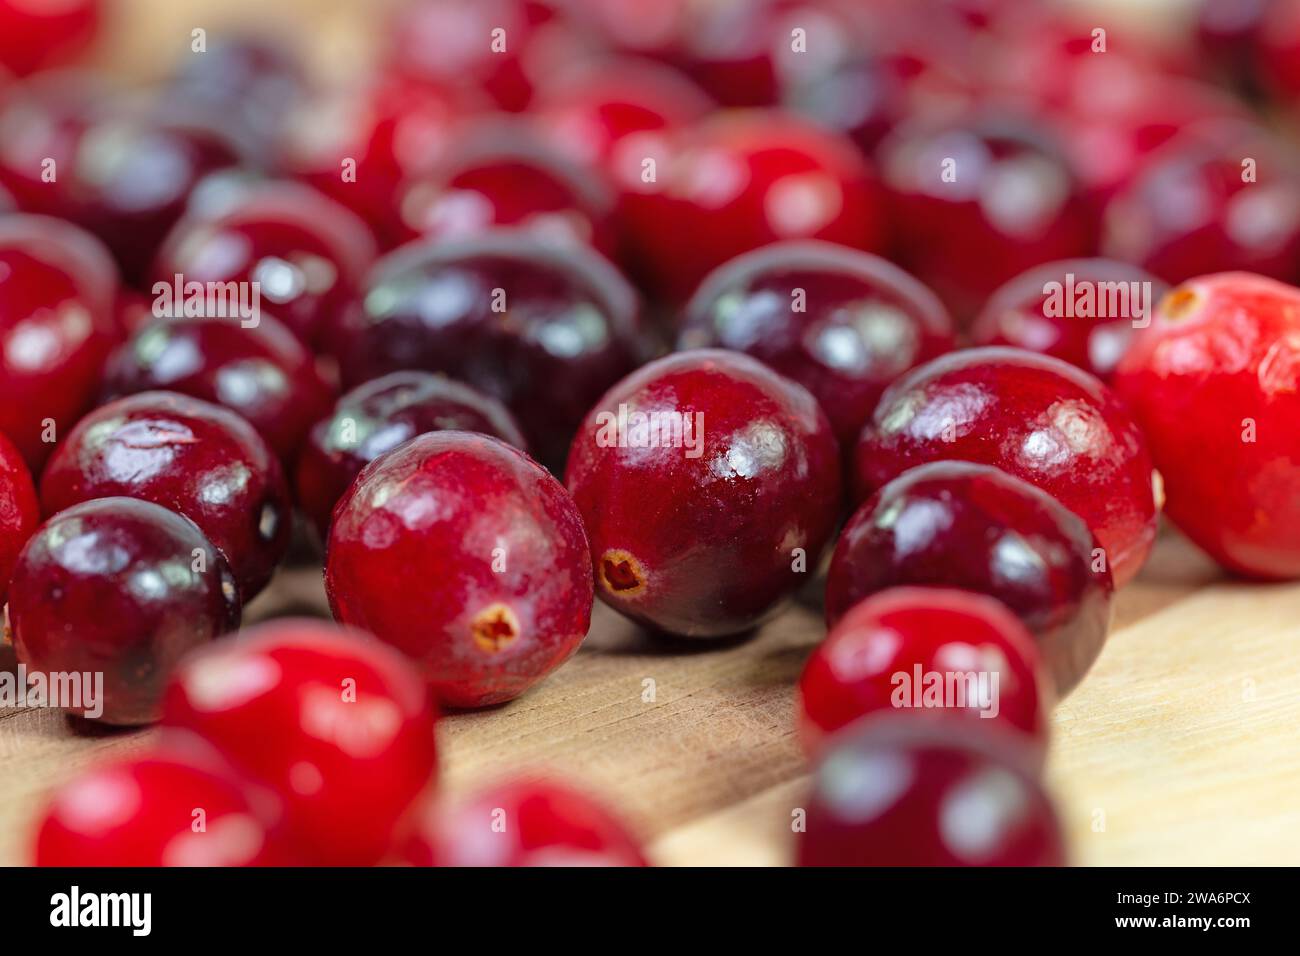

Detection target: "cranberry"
[326, 432, 593, 708]
[404, 777, 647, 867]
[152, 180, 376, 345]
[678, 240, 955, 449]
[296, 371, 528, 539]
[855, 348, 1160, 588]
[0, 431, 38, 607]
[798, 715, 1066, 866]
[323, 232, 642, 470]
[1115, 272, 1300, 579]
[40, 391, 291, 601]
[0, 0, 101, 77]
[8, 498, 240, 725]
[0, 214, 120, 470]
[621, 110, 887, 303]
[565, 350, 841, 637]
[102, 313, 336, 465]
[161, 618, 439, 866]
[970, 259, 1168, 382]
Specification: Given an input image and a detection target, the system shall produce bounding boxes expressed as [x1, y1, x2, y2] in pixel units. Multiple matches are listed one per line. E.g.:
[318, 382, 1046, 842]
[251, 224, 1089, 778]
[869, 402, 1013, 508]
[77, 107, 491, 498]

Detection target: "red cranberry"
[102, 313, 336, 465]
[8, 498, 240, 725]
[826, 462, 1112, 695]
[1115, 272, 1300, 579]
[326, 432, 593, 708]
[800, 586, 1048, 754]
[296, 371, 527, 539]
[0, 0, 101, 77]
[323, 232, 642, 470]
[970, 259, 1168, 382]
[161, 618, 438, 866]
[0, 214, 120, 470]
[621, 110, 887, 303]
[798, 715, 1066, 866]
[152, 181, 376, 345]
[39, 391, 291, 601]
[678, 240, 955, 449]
[0, 431, 38, 607]
[855, 348, 1160, 588]
[565, 350, 842, 637]
[404, 777, 647, 867]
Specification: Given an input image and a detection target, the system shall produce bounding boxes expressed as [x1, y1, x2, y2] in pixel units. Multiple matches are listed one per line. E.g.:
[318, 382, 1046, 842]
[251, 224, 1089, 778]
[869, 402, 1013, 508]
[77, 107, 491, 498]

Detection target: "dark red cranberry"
[296, 371, 527, 539]
[40, 391, 291, 601]
[1195, 0, 1274, 90]
[0, 0, 101, 77]
[161, 618, 439, 866]
[0, 431, 38, 607]
[1115, 272, 1300, 579]
[970, 259, 1168, 382]
[798, 715, 1066, 866]
[1258, 0, 1300, 102]
[404, 777, 647, 867]
[622, 110, 887, 303]
[323, 232, 642, 470]
[855, 348, 1160, 588]
[8, 498, 240, 726]
[0, 214, 120, 470]
[102, 313, 336, 465]
[827, 462, 1112, 695]
[565, 350, 842, 637]
[326, 432, 593, 708]
[678, 240, 955, 449]
[152, 181, 376, 345]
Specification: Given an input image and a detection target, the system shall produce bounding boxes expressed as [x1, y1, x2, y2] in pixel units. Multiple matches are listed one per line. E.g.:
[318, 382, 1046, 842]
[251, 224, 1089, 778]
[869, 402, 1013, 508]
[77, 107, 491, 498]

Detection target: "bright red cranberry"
[326, 432, 593, 708]
[800, 586, 1048, 754]
[102, 313, 336, 465]
[565, 350, 841, 637]
[0, 0, 101, 77]
[152, 181, 376, 345]
[323, 232, 642, 470]
[0, 214, 120, 470]
[678, 241, 955, 449]
[8, 498, 240, 725]
[33, 739, 292, 866]
[827, 462, 1112, 695]
[296, 371, 527, 539]
[40, 391, 291, 601]
[855, 348, 1160, 588]
[0, 431, 38, 607]
[1115, 272, 1300, 579]
[798, 715, 1066, 866]
[879, 115, 1095, 322]
[161, 618, 438, 866]
[970, 259, 1168, 382]
[404, 777, 647, 867]
[621, 110, 887, 302]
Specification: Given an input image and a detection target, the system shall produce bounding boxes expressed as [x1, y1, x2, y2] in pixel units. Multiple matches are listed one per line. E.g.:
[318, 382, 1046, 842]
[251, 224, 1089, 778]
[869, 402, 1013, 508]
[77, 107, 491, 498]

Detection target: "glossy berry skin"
[0, 431, 38, 607]
[565, 350, 842, 638]
[678, 241, 955, 448]
[1115, 272, 1300, 579]
[405, 778, 647, 867]
[296, 371, 527, 539]
[0, 0, 101, 77]
[324, 233, 642, 470]
[40, 391, 291, 601]
[326, 432, 593, 708]
[855, 348, 1159, 588]
[102, 314, 336, 465]
[970, 259, 1168, 382]
[798, 715, 1066, 866]
[827, 463, 1111, 695]
[8, 498, 240, 725]
[161, 619, 439, 867]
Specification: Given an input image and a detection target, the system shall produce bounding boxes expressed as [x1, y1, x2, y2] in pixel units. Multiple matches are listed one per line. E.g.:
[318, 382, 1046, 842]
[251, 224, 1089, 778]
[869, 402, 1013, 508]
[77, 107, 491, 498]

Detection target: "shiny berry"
[40, 391, 291, 601]
[8, 498, 240, 725]
[565, 350, 842, 637]
[296, 371, 527, 539]
[0, 0, 101, 77]
[798, 715, 1066, 866]
[855, 348, 1160, 588]
[326, 432, 593, 708]
[1115, 272, 1300, 579]
[161, 619, 438, 866]
[0, 431, 37, 607]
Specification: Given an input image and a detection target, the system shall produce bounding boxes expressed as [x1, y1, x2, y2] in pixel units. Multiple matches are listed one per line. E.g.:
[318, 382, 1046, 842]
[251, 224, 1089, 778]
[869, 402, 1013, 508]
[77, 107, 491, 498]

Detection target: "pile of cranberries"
[3, 0, 1300, 868]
